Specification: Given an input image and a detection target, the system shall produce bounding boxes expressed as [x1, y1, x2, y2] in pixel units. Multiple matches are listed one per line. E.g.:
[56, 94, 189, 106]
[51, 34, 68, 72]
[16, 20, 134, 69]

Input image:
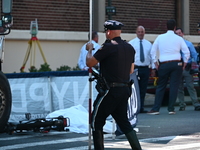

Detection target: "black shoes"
[140, 110, 148, 113]
[179, 106, 200, 111]
[179, 107, 185, 111]
[194, 106, 200, 111]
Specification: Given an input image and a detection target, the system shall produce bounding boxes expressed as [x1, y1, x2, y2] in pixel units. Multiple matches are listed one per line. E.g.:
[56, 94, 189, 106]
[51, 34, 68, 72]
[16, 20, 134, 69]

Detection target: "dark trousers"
[91, 86, 133, 134]
[137, 67, 150, 111]
[92, 87, 142, 150]
[152, 61, 182, 112]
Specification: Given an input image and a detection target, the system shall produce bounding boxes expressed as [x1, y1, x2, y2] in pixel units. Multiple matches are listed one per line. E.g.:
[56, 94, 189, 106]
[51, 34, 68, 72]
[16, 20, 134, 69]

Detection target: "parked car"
[147, 71, 200, 106]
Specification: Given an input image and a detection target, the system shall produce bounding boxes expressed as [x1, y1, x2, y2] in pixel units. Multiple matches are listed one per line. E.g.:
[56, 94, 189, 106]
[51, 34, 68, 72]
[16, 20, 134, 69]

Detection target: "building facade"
[10, 0, 200, 35]
[2, 0, 200, 73]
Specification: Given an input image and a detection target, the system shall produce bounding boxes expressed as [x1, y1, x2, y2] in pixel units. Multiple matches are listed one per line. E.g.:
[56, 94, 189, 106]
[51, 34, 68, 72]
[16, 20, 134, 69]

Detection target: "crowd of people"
[77, 19, 200, 150]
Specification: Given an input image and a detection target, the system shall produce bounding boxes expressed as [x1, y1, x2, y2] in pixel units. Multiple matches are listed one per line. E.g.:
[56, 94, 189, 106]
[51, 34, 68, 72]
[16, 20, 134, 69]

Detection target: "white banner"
[8, 76, 98, 122]
[50, 76, 97, 110]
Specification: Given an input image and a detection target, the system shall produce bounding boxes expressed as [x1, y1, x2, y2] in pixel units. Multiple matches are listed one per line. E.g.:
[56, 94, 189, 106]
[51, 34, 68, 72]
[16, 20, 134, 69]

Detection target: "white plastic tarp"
[46, 104, 113, 134]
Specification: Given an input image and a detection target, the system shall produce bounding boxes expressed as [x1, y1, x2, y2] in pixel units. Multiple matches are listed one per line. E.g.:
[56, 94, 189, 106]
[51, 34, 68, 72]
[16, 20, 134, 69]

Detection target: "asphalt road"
[0, 105, 200, 150]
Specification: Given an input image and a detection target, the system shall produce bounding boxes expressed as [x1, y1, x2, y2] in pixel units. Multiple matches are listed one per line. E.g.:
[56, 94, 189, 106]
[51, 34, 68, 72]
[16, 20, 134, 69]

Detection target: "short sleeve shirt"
[94, 37, 135, 83]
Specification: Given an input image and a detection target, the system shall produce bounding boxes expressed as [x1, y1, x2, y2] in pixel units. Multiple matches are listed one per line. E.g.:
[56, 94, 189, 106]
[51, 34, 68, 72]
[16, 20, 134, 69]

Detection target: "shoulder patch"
[111, 40, 118, 45]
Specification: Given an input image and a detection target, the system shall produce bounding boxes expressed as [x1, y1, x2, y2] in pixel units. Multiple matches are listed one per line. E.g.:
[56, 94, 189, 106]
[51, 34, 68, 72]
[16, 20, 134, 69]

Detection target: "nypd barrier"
[6, 71, 96, 122]
[6, 71, 140, 125]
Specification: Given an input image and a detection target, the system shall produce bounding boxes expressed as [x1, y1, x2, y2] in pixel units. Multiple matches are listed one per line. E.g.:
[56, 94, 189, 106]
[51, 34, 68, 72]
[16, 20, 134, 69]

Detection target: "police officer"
[86, 20, 142, 150]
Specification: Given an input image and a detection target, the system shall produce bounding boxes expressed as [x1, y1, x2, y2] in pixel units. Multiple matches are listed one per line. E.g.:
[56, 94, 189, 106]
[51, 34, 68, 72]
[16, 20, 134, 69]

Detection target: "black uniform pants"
[137, 67, 150, 111]
[91, 86, 133, 134]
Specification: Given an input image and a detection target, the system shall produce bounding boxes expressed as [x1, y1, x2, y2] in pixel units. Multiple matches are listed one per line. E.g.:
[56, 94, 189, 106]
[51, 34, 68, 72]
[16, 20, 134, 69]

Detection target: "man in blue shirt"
[175, 28, 200, 111]
[78, 31, 101, 70]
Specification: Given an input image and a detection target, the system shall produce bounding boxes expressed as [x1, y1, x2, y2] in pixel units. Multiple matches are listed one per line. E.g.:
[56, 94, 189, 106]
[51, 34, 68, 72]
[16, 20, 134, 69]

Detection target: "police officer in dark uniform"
[86, 20, 142, 150]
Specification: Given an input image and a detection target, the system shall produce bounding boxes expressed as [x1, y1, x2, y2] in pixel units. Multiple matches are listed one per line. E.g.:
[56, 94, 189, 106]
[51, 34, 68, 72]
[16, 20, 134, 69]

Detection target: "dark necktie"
[140, 40, 145, 62]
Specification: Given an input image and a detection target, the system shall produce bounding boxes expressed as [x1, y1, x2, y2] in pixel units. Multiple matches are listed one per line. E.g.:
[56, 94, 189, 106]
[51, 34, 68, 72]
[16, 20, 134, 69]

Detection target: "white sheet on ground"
[46, 105, 113, 134]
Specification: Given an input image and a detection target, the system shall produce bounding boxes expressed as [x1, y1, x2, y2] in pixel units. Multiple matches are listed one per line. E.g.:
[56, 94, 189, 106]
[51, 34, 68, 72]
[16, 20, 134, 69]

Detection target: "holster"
[95, 77, 110, 96]
[128, 79, 134, 97]
[129, 79, 134, 86]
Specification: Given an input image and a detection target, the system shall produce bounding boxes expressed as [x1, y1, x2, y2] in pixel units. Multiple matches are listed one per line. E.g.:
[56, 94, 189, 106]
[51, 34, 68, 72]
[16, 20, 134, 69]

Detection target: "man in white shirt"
[78, 31, 101, 70]
[148, 19, 190, 115]
[129, 26, 154, 113]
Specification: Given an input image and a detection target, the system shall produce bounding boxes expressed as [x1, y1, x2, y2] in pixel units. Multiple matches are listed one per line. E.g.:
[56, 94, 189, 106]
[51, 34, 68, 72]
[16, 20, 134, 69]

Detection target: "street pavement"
[129, 104, 200, 150]
[0, 104, 200, 150]
[100, 104, 200, 150]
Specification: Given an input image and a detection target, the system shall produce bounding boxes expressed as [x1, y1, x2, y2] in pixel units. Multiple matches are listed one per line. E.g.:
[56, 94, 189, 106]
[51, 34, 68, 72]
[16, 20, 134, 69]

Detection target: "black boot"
[92, 130, 104, 150]
[125, 130, 142, 150]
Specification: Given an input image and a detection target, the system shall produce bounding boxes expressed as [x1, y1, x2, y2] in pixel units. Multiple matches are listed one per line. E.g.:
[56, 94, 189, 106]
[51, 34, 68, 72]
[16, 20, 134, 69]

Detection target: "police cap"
[104, 20, 124, 31]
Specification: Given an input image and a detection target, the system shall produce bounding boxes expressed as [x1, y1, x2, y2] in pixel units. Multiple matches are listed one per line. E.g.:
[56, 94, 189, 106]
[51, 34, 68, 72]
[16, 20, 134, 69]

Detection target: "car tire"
[0, 71, 12, 133]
